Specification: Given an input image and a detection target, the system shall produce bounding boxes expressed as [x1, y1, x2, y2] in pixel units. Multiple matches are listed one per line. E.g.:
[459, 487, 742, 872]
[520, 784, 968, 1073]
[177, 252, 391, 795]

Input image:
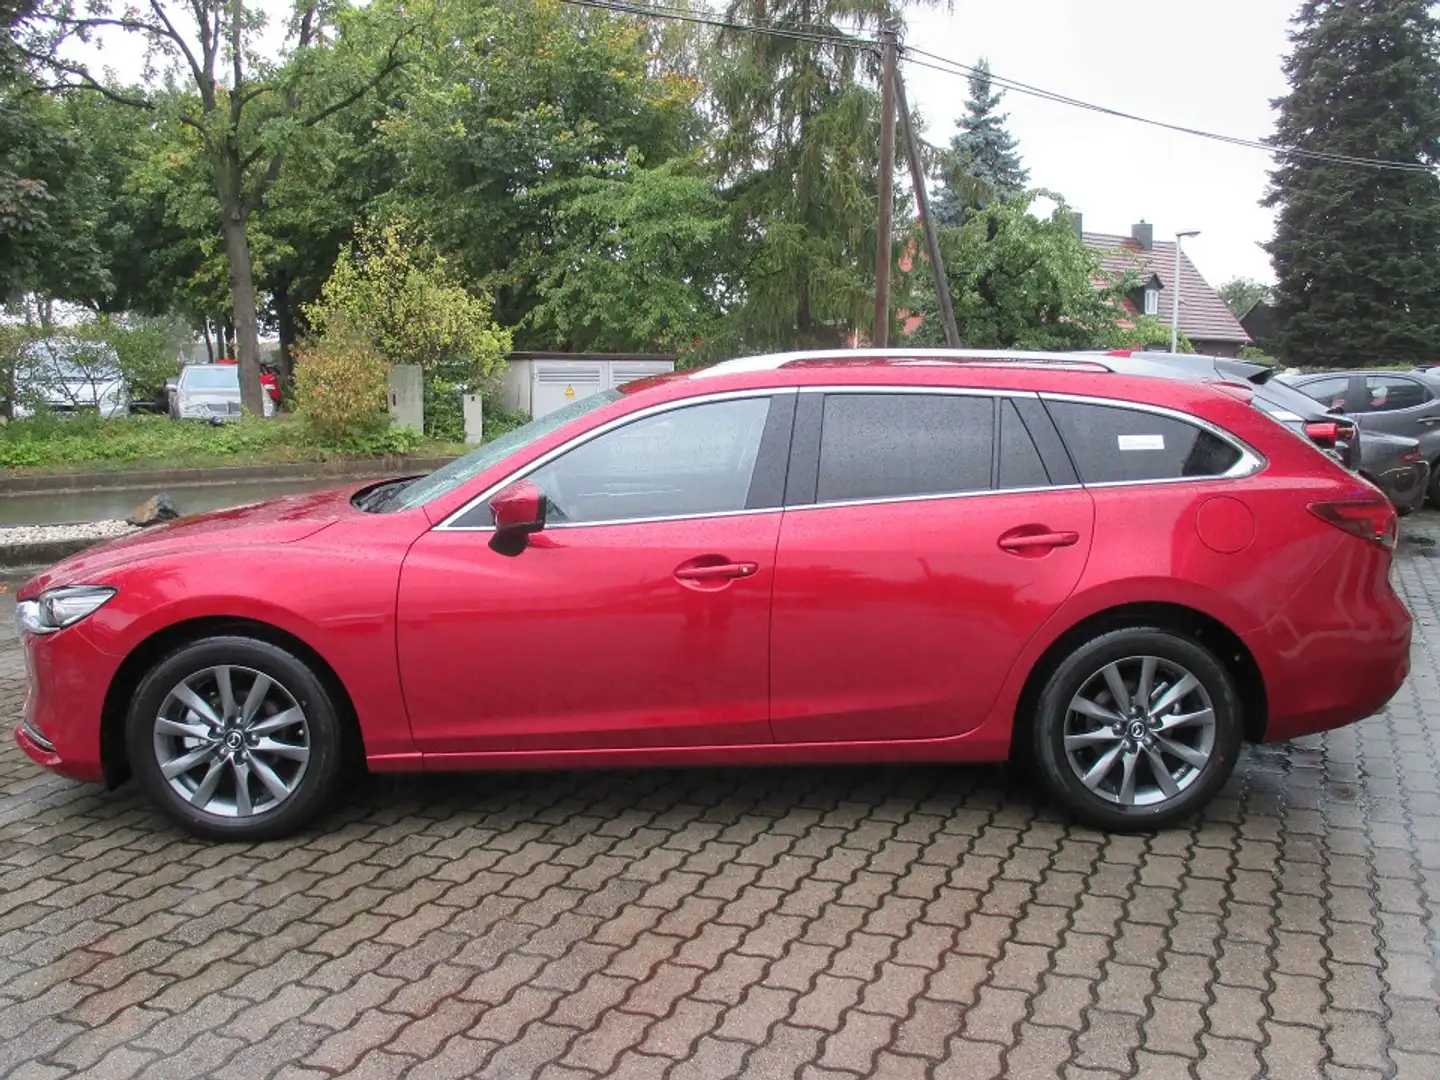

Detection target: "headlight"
[16, 586, 116, 636]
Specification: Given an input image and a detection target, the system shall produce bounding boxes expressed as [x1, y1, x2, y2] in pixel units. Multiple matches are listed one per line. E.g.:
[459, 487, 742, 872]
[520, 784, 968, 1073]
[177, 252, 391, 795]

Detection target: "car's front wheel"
[1030, 627, 1243, 831]
[126, 635, 347, 841]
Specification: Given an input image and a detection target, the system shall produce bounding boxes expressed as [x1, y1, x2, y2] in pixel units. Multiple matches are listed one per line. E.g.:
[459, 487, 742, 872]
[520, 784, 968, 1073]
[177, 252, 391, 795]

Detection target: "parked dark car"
[1356, 431, 1429, 515]
[1280, 370, 1440, 504]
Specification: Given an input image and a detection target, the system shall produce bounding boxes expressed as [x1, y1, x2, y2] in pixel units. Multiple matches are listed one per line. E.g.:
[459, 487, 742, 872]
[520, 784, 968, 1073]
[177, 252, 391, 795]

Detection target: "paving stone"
[3, 524, 1440, 1080]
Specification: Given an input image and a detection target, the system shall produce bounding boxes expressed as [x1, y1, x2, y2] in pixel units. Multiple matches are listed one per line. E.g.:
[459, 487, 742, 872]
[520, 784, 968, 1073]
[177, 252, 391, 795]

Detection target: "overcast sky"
[903, 0, 1295, 289]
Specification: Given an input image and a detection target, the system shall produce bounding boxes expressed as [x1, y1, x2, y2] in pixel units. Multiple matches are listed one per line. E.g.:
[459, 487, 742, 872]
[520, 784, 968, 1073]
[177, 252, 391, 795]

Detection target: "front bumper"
[12, 625, 114, 784]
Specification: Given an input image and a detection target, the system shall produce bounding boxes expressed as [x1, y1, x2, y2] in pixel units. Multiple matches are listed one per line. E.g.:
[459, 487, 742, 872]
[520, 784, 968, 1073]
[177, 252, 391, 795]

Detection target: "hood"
[25, 482, 372, 593]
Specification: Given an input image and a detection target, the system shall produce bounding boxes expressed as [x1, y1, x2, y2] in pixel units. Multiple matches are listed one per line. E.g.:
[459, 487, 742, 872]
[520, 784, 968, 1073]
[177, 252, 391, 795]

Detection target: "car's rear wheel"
[126, 635, 347, 841]
[1030, 627, 1243, 831]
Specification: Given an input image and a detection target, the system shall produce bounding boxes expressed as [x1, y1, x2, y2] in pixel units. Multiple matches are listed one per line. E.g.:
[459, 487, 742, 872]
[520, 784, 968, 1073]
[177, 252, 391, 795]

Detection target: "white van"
[11, 338, 129, 419]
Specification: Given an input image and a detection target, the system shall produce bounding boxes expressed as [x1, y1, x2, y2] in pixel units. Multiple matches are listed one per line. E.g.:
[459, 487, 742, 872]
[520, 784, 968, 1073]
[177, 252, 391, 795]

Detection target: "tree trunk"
[221, 200, 266, 415]
[274, 276, 295, 390]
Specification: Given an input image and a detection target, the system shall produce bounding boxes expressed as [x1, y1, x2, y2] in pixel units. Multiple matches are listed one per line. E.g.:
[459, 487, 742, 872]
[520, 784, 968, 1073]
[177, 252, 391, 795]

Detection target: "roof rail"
[694, 348, 1117, 378]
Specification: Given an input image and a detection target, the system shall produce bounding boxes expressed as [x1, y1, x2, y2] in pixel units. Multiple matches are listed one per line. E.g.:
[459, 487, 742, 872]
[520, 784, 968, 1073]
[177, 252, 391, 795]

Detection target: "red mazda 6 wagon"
[15, 351, 1412, 840]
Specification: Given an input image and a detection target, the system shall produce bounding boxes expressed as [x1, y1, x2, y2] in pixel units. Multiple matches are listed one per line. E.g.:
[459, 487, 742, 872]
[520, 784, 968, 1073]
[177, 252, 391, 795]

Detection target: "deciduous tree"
[14, 0, 411, 411]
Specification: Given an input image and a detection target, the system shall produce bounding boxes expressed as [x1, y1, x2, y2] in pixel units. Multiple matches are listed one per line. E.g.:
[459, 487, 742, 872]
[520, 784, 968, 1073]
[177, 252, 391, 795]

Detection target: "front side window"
[1295, 376, 1351, 411]
[522, 396, 773, 525]
[1046, 401, 1243, 484]
[816, 393, 994, 503]
[392, 389, 625, 511]
[1361, 375, 1431, 413]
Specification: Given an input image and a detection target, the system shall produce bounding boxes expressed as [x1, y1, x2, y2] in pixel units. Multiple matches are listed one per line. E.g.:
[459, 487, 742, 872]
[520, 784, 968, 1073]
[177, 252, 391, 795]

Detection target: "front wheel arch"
[1009, 602, 1267, 768]
[101, 616, 364, 789]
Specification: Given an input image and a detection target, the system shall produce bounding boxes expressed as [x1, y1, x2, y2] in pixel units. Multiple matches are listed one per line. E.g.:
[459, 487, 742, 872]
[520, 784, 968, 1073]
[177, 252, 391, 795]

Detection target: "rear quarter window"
[1046, 401, 1242, 484]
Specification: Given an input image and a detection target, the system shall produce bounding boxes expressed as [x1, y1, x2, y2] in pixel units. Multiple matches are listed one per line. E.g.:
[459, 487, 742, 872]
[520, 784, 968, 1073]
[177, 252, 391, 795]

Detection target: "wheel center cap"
[224, 731, 244, 751]
[1127, 720, 1148, 741]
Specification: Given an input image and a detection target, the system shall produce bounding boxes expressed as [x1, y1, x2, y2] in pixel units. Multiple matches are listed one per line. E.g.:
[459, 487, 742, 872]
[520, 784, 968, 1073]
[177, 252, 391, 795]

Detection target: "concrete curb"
[0, 535, 103, 571]
[0, 456, 457, 495]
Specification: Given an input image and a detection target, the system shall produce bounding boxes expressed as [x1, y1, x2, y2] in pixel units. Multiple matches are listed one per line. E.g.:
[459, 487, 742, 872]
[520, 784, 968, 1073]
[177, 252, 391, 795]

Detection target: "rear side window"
[1361, 375, 1431, 412]
[817, 393, 993, 502]
[998, 400, 1050, 489]
[1046, 401, 1242, 484]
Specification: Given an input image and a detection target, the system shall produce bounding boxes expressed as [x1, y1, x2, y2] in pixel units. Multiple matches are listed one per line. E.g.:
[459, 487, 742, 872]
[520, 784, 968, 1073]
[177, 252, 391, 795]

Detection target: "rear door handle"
[674, 562, 758, 581]
[1416, 416, 1440, 426]
[998, 530, 1080, 552]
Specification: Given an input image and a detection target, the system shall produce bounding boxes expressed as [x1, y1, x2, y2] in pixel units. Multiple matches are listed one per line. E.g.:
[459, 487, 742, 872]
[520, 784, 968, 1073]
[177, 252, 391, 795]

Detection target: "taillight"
[1303, 420, 1354, 447]
[1399, 446, 1423, 464]
[1309, 498, 1398, 549]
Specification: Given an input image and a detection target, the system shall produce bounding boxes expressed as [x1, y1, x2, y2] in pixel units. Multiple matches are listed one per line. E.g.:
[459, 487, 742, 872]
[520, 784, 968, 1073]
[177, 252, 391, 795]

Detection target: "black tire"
[126, 635, 347, 841]
[1030, 627, 1243, 832]
[1427, 461, 1440, 507]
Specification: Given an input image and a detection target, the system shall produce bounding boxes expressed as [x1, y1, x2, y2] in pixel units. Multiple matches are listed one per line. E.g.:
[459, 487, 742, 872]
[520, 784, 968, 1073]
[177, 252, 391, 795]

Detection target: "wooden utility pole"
[895, 69, 960, 348]
[873, 21, 899, 347]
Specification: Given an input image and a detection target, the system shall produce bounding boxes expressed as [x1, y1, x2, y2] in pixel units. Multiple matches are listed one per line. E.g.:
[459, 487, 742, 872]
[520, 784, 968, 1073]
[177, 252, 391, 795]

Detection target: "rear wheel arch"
[1009, 601, 1268, 766]
[100, 616, 364, 789]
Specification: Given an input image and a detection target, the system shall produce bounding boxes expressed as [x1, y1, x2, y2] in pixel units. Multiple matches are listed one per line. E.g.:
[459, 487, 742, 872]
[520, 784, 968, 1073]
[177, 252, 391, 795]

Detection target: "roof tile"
[1082, 232, 1251, 344]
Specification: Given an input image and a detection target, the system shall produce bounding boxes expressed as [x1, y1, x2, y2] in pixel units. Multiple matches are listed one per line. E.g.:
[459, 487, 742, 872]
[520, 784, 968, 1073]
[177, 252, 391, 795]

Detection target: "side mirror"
[490, 479, 547, 537]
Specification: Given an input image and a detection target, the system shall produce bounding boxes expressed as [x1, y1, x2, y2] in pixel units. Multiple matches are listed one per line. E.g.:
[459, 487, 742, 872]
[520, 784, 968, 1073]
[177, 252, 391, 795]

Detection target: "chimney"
[1071, 211, 1083, 239]
[1131, 221, 1154, 251]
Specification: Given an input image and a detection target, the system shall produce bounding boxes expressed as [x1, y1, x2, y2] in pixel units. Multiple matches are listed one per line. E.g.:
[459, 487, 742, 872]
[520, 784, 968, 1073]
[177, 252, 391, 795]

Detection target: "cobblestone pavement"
[2, 519, 1440, 1080]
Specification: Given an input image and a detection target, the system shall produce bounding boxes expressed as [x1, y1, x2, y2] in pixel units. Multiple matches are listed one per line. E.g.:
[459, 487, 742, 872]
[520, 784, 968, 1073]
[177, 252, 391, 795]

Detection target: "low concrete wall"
[0, 456, 456, 496]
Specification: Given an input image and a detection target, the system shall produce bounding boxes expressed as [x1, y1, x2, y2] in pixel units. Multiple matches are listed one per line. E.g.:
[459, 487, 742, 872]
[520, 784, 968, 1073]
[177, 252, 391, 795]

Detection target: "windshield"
[388, 389, 626, 510]
[183, 367, 239, 390]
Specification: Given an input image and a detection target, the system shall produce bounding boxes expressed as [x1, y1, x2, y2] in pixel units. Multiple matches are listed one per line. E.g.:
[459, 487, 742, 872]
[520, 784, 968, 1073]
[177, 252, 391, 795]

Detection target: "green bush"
[0, 413, 459, 471]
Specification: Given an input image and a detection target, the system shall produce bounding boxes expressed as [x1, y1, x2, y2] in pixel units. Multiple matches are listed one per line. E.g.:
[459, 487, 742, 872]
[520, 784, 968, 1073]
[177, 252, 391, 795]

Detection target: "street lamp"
[1171, 230, 1201, 354]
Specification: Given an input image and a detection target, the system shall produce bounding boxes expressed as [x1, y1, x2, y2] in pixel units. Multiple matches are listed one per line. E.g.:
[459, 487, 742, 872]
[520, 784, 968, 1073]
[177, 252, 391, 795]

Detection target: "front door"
[769, 392, 1095, 743]
[396, 393, 792, 754]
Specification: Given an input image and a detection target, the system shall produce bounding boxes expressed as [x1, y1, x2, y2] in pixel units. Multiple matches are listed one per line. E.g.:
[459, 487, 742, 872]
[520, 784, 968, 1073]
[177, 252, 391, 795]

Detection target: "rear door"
[768, 390, 1094, 744]
[1349, 373, 1440, 464]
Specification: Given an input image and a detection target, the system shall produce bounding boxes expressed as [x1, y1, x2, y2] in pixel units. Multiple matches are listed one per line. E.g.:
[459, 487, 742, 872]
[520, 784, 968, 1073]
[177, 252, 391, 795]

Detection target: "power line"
[560, 0, 878, 51]
[904, 48, 1436, 174]
[566, 0, 1437, 174]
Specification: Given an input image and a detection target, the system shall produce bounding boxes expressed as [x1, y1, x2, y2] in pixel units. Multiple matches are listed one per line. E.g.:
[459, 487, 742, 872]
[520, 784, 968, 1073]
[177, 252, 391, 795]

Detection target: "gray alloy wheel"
[1061, 655, 1217, 808]
[152, 664, 311, 819]
[1030, 625, 1242, 831]
[128, 634, 347, 841]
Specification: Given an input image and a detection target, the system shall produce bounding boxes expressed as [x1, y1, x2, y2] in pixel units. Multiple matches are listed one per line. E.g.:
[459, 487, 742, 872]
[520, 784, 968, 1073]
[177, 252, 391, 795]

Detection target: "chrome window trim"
[786, 483, 1087, 516]
[798, 385, 1034, 399]
[435, 387, 794, 531]
[435, 384, 1264, 533]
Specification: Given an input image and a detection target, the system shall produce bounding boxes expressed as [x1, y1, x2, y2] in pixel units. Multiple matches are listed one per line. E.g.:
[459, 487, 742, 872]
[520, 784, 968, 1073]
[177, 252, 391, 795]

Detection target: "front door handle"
[674, 561, 759, 582]
[1416, 416, 1440, 426]
[998, 530, 1081, 552]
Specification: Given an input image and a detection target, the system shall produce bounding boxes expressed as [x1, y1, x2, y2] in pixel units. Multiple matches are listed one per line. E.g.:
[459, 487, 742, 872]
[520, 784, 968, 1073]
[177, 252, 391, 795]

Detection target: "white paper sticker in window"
[1118, 434, 1166, 451]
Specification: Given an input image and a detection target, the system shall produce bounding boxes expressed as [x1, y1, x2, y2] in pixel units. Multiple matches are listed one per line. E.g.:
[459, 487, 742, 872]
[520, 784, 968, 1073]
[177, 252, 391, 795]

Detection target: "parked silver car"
[171, 364, 275, 420]
[1280, 369, 1440, 504]
[10, 338, 128, 419]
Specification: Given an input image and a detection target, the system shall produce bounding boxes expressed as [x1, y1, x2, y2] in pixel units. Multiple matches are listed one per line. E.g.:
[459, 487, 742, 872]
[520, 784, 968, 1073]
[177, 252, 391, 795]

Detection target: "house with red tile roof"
[1081, 221, 1251, 357]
